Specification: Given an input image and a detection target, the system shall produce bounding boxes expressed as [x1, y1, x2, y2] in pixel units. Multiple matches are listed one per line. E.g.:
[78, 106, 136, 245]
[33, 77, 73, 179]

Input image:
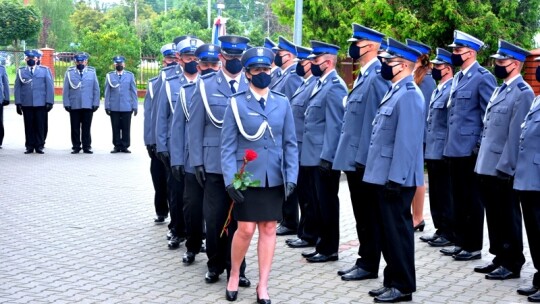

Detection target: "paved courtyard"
[0, 104, 535, 303]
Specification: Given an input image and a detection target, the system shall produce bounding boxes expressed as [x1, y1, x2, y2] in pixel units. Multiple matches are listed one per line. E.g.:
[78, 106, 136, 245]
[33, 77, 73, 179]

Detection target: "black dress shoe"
[166, 230, 173, 240]
[205, 271, 219, 283]
[440, 246, 462, 256]
[428, 236, 453, 247]
[276, 225, 296, 236]
[474, 263, 498, 274]
[529, 290, 540, 302]
[83, 149, 93, 154]
[374, 287, 412, 303]
[182, 251, 195, 264]
[285, 238, 296, 244]
[301, 249, 317, 258]
[24, 149, 33, 154]
[110, 149, 120, 153]
[306, 253, 338, 263]
[419, 233, 439, 242]
[239, 276, 251, 287]
[485, 266, 519, 280]
[338, 265, 358, 276]
[168, 236, 182, 249]
[71, 149, 80, 154]
[341, 267, 377, 281]
[287, 239, 314, 248]
[35, 149, 44, 154]
[453, 250, 481, 261]
[154, 216, 167, 224]
[517, 286, 539, 296]
[122, 148, 131, 153]
[225, 289, 238, 301]
[413, 220, 425, 232]
[256, 291, 271, 304]
[369, 286, 389, 297]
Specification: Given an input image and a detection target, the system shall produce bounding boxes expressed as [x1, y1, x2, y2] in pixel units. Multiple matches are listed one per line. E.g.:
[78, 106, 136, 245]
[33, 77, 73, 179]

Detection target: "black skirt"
[233, 185, 284, 222]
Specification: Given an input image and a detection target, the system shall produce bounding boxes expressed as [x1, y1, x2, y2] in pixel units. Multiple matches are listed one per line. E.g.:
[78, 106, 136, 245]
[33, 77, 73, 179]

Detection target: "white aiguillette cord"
[18, 69, 32, 84]
[67, 70, 81, 89]
[230, 96, 275, 143]
[179, 86, 190, 121]
[106, 73, 120, 89]
[166, 81, 174, 114]
[199, 78, 224, 128]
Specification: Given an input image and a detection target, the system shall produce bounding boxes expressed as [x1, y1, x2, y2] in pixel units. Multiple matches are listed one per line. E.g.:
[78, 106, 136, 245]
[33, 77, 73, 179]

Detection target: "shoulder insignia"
[517, 82, 531, 91]
[18, 66, 25, 70]
[290, 69, 297, 75]
[108, 71, 116, 74]
[270, 90, 286, 97]
[332, 77, 340, 83]
[201, 71, 216, 79]
[406, 82, 416, 90]
[375, 68, 381, 74]
[124, 70, 134, 75]
[478, 67, 489, 75]
[231, 91, 246, 98]
[86, 66, 95, 71]
[149, 76, 159, 82]
[67, 66, 75, 71]
[182, 82, 196, 89]
[166, 75, 180, 81]
[161, 66, 174, 72]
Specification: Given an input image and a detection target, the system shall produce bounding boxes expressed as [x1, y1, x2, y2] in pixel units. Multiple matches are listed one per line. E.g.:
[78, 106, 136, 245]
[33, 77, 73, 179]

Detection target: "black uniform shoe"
[440, 246, 462, 256]
[306, 253, 338, 263]
[285, 238, 296, 245]
[71, 149, 80, 154]
[83, 149, 93, 154]
[301, 249, 317, 258]
[341, 267, 378, 281]
[205, 271, 220, 283]
[374, 287, 412, 303]
[529, 291, 540, 302]
[485, 266, 520, 280]
[338, 265, 359, 276]
[166, 229, 173, 240]
[121, 149, 131, 153]
[474, 263, 498, 274]
[287, 239, 314, 248]
[369, 287, 389, 297]
[419, 233, 439, 242]
[154, 216, 167, 224]
[182, 251, 195, 265]
[239, 276, 251, 287]
[276, 225, 296, 236]
[453, 250, 481, 261]
[428, 236, 453, 247]
[110, 148, 120, 153]
[24, 149, 33, 154]
[35, 149, 44, 154]
[168, 236, 182, 249]
[517, 286, 539, 296]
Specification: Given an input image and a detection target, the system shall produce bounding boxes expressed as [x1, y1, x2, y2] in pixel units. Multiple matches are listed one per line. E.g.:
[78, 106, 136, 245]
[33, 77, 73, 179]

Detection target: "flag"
[212, 16, 227, 45]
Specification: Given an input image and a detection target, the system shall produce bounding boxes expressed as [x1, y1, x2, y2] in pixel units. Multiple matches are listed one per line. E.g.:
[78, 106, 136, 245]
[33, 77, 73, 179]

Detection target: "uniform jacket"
[300, 69, 347, 166]
[419, 74, 437, 143]
[424, 79, 452, 160]
[0, 65, 9, 102]
[62, 66, 100, 110]
[143, 76, 158, 145]
[270, 67, 281, 87]
[475, 76, 534, 176]
[155, 73, 191, 153]
[14, 66, 54, 107]
[170, 82, 197, 173]
[514, 97, 540, 191]
[221, 90, 298, 187]
[271, 63, 303, 100]
[290, 75, 318, 162]
[333, 61, 389, 171]
[188, 70, 249, 174]
[363, 75, 425, 187]
[444, 61, 496, 157]
[104, 70, 138, 112]
[148, 65, 182, 145]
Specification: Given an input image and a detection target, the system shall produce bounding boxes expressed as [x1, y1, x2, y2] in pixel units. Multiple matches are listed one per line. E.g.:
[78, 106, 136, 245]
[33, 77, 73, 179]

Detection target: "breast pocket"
[208, 98, 228, 119]
[456, 90, 473, 110]
[379, 106, 394, 130]
[347, 93, 364, 114]
[492, 106, 509, 126]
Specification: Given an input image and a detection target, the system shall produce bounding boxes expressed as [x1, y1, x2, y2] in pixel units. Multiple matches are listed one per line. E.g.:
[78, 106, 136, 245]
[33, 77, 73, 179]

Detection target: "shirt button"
[264, 146, 267, 149]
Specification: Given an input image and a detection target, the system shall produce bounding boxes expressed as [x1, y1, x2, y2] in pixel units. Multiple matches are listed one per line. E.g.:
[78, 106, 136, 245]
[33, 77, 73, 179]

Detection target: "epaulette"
[38, 65, 50, 70]
[67, 66, 75, 71]
[406, 82, 416, 90]
[86, 66, 95, 71]
[166, 75, 180, 81]
[517, 82, 531, 91]
[290, 69, 297, 75]
[270, 90, 286, 97]
[332, 77, 340, 83]
[18, 66, 26, 70]
[201, 71, 216, 79]
[478, 67, 490, 75]
[375, 68, 381, 74]
[149, 76, 158, 82]
[161, 65, 175, 72]
[108, 71, 116, 74]
[124, 70, 134, 75]
[231, 91, 246, 98]
[182, 82, 196, 89]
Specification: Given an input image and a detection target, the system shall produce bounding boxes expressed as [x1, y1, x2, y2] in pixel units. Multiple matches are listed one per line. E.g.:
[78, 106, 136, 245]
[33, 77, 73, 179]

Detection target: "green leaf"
[233, 179, 242, 190]
[249, 180, 261, 187]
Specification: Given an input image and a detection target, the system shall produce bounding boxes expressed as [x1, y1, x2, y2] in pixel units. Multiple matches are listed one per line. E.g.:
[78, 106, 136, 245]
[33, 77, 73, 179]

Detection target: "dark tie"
[229, 80, 236, 94]
[80, 71, 83, 78]
[434, 88, 440, 96]
[316, 80, 322, 89]
[259, 97, 265, 110]
[118, 73, 122, 79]
[499, 83, 507, 95]
[30, 68, 33, 75]
[457, 72, 464, 82]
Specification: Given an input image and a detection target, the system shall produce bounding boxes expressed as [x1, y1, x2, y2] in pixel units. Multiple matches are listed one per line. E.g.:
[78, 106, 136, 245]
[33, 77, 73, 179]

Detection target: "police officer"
[421, 48, 455, 248]
[264, 37, 281, 87]
[473, 40, 533, 280]
[363, 38, 424, 303]
[300, 40, 347, 263]
[0, 60, 9, 148]
[15, 49, 54, 154]
[104, 56, 138, 153]
[513, 56, 540, 303]
[441, 30, 496, 261]
[62, 52, 100, 154]
[188, 35, 250, 285]
[221, 46, 298, 303]
[333, 24, 389, 281]
[171, 43, 221, 264]
[285, 45, 319, 249]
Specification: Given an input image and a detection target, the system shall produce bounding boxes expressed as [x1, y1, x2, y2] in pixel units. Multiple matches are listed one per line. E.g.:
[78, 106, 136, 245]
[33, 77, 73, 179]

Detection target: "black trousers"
[149, 153, 168, 217]
[519, 191, 540, 287]
[0, 104, 4, 146]
[203, 173, 245, 276]
[296, 166, 318, 243]
[69, 109, 93, 150]
[165, 165, 186, 238]
[184, 172, 204, 253]
[345, 169, 381, 273]
[425, 159, 454, 241]
[110, 111, 132, 149]
[280, 186, 299, 231]
[375, 185, 416, 294]
[22, 106, 47, 150]
[479, 175, 524, 272]
[447, 156, 484, 252]
[307, 166, 340, 255]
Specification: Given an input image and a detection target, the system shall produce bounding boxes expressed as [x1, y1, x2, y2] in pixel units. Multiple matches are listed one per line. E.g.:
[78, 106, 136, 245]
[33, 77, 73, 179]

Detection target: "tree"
[0, 0, 41, 49]
[70, 1, 105, 37]
[31, 0, 75, 50]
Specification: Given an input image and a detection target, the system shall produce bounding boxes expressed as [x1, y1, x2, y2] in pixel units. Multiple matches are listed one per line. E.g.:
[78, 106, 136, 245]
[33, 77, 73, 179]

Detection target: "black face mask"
[225, 58, 243, 74]
[348, 43, 369, 61]
[431, 67, 448, 81]
[296, 62, 307, 77]
[493, 63, 514, 80]
[451, 52, 467, 67]
[200, 68, 217, 76]
[274, 53, 285, 67]
[184, 61, 198, 75]
[311, 62, 326, 77]
[536, 66, 540, 82]
[36, 60, 41, 66]
[166, 62, 177, 67]
[249, 72, 272, 89]
[76, 64, 85, 71]
[27, 59, 36, 67]
[380, 61, 400, 81]
[115, 65, 124, 72]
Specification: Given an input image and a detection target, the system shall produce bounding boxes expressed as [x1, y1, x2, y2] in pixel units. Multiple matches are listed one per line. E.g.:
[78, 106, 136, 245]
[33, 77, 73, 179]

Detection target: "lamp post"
[217, 0, 225, 17]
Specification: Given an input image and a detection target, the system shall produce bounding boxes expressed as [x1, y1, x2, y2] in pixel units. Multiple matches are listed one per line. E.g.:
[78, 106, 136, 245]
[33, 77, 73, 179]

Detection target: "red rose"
[245, 149, 258, 162]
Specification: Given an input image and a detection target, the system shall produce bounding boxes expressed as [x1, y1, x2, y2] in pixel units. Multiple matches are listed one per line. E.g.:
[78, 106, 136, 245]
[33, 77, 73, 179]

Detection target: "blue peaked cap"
[113, 56, 125, 63]
[448, 30, 484, 52]
[378, 38, 422, 62]
[74, 52, 88, 61]
[295, 45, 312, 60]
[348, 23, 384, 43]
[195, 44, 221, 62]
[264, 37, 276, 49]
[241, 47, 274, 68]
[431, 48, 453, 65]
[24, 50, 38, 57]
[490, 40, 530, 62]
[406, 39, 431, 55]
[308, 40, 340, 58]
[218, 35, 250, 55]
[273, 36, 297, 55]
